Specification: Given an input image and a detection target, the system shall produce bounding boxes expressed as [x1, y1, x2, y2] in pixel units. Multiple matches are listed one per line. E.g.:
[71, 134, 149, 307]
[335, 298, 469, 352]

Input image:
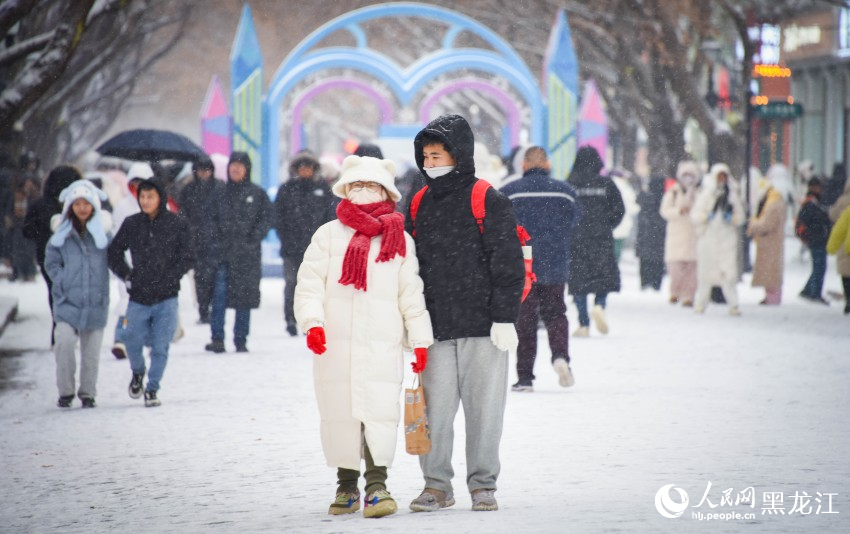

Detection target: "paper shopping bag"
[404, 375, 432, 455]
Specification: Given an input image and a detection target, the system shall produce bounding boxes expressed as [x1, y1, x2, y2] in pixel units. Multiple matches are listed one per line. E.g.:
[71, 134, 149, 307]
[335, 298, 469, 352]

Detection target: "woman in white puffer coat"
[295, 155, 433, 519]
[691, 163, 745, 315]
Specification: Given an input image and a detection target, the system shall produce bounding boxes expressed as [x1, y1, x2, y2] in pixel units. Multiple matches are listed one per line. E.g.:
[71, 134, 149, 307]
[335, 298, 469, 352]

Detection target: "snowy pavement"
[1, 241, 848, 533]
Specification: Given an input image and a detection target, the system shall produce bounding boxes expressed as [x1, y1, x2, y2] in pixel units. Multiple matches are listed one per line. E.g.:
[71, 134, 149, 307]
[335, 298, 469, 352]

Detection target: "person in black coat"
[406, 114, 524, 513]
[567, 146, 625, 337]
[21, 165, 81, 342]
[636, 175, 667, 291]
[108, 178, 193, 406]
[204, 152, 272, 353]
[178, 156, 223, 324]
[822, 163, 847, 208]
[273, 152, 333, 336]
[796, 177, 832, 303]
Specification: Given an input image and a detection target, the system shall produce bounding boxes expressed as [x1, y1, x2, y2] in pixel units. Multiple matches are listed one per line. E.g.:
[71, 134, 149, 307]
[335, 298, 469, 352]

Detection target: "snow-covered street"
[1, 242, 848, 533]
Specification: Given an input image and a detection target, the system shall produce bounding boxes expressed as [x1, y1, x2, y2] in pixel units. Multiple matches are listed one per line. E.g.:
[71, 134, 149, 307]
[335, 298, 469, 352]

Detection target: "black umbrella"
[96, 128, 207, 162]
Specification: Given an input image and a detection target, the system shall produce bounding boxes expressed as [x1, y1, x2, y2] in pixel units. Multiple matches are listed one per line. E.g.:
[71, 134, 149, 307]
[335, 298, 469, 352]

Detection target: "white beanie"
[127, 162, 154, 182]
[332, 155, 401, 202]
[50, 180, 110, 249]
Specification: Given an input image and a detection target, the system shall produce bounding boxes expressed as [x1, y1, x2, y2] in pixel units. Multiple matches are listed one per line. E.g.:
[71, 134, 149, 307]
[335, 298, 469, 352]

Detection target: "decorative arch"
[261, 2, 543, 187]
[289, 78, 394, 153]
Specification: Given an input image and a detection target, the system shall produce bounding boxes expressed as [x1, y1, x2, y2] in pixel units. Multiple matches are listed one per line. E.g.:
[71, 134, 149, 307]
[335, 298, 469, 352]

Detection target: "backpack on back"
[408, 179, 536, 302]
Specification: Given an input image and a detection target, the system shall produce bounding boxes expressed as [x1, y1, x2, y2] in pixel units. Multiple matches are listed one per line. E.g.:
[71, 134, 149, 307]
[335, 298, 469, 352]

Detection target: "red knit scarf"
[336, 199, 406, 291]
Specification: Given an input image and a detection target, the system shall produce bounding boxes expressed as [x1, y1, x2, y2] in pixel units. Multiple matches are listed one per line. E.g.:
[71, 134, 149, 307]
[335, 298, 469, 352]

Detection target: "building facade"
[783, 6, 850, 177]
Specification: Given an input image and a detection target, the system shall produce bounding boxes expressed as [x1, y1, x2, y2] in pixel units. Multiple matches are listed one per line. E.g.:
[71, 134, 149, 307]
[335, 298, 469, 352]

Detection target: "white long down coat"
[294, 219, 433, 470]
[691, 168, 745, 286]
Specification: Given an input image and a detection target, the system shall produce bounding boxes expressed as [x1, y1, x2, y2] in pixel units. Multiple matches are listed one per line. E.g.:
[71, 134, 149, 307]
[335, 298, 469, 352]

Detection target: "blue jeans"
[210, 265, 250, 345]
[574, 293, 607, 327]
[114, 315, 127, 345]
[801, 246, 827, 299]
[125, 298, 178, 393]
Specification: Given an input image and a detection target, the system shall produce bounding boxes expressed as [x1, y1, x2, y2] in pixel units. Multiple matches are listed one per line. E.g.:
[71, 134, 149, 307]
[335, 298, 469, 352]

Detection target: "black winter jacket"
[408, 114, 524, 341]
[796, 194, 831, 247]
[207, 179, 272, 309]
[567, 148, 625, 295]
[178, 177, 223, 260]
[108, 180, 193, 305]
[636, 177, 667, 261]
[273, 178, 333, 262]
[22, 171, 77, 266]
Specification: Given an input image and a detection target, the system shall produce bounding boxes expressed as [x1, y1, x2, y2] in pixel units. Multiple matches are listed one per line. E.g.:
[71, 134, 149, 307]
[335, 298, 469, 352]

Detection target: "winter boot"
[328, 490, 360, 515]
[235, 343, 248, 353]
[553, 358, 575, 388]
[572, 326, 589, 338]
[590, 305, 608, 334]
[111, 342, 127, 360]
[471, 488, 499, 511]
[409, 488, 455, 512]
[363, 489, 397, 518]
[128, 372, 144, 399]
[205, 340, 225, 353]
[81, 397, 96, 408]
[57, 395, 74, 408]
[511, 379, 533, 392]
[286, 322, 298, 337]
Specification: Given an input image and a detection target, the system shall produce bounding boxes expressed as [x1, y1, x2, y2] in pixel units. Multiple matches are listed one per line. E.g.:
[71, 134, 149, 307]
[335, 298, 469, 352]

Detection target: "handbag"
[404, 374, 432, 455]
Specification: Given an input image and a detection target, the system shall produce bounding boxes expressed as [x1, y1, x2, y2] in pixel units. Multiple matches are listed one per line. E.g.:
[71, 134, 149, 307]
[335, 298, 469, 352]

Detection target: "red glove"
[411, 347, 428, 373]
[306, 327, 326, 355]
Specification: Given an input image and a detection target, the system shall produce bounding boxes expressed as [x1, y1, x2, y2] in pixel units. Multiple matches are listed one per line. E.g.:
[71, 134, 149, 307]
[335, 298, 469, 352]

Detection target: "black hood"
[137, 178, 169, 214]
[568, 146, 604, 185]
[44, 165, 82, 200]
[414, 114, 476, 185]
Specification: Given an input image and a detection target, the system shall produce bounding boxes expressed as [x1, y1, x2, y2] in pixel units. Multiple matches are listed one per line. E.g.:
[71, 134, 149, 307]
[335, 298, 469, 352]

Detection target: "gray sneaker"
[409, 488, 455, 512]
[471, 488, 498, 511]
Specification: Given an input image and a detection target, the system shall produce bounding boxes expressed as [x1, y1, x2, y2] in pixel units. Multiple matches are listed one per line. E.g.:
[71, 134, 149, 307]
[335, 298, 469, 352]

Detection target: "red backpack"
[408, 179, 536, 302]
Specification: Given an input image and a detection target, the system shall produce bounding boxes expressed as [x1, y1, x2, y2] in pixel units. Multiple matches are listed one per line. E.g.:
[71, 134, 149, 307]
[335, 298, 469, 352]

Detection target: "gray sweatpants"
[419, 336, 509, 494]
[54, 322, 104, 399]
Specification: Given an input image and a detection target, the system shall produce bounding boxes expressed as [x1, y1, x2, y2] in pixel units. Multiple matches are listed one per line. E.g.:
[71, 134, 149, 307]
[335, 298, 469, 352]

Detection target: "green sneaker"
[328, 491, 360, 515]
[363, 489, 397, 518]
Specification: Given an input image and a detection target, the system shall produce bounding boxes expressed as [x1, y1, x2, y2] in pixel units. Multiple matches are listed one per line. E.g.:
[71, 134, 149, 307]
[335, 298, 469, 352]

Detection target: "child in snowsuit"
[294, 155, 433, 519]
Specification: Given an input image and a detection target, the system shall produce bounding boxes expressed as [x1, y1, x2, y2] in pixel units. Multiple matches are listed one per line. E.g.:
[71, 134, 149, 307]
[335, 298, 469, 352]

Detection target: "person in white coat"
[691, 164, 745, 315]
[295, 155, 433, 519]
[660, 160, 700, 306]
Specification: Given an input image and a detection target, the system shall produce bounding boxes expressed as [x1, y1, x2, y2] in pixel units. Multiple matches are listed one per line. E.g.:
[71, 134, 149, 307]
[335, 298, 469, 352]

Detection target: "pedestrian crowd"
[2, 114, 848, 519]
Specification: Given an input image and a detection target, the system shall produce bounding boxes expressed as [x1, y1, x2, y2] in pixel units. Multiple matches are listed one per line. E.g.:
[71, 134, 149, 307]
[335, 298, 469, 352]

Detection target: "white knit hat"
[50, 180, 110, 249]
[332, 155, 401, 202]
[126, 162, 154, 182]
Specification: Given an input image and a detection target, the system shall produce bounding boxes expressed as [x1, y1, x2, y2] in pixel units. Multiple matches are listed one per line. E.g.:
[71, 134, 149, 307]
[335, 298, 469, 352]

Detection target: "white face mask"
[424, 165, 455, 179]
[347, 188, 387, 205]
[680, 174, 697, 188]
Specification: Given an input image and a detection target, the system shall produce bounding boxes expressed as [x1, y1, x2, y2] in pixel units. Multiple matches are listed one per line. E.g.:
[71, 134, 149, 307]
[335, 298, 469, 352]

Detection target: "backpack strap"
[408, 185, 429, 237]
[471, 179, 492, 234]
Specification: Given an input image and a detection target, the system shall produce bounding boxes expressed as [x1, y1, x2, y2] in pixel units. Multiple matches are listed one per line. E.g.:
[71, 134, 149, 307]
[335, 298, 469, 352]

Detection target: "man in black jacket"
[272, 152, 332, 336]
[179, 156, 222, 324]
[108, 179, 193, 407]
[405, 114, 524, 513]
[204, 152, 272, 353]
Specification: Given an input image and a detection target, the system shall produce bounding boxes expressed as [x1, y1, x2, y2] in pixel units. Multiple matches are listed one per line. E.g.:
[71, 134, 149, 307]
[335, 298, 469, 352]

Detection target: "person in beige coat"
[295, 155, 433, 519]
[747, 164, 789, 304]
[828, 179, 850, 314]
[660, 160, 700, 306]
